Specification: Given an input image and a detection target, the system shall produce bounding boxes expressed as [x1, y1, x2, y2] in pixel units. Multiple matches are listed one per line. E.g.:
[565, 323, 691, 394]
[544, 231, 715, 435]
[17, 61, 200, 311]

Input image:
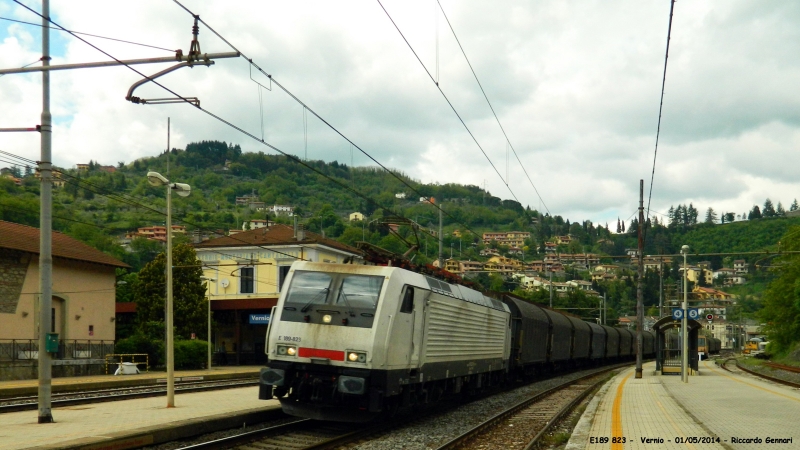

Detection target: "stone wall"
[0, 251, 29, 314]
[0, 359, 108, 381]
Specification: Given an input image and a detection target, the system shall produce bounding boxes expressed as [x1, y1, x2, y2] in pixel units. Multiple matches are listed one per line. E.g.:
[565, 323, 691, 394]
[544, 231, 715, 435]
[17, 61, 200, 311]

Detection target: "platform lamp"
[147, 171, 191, 407]
[200, 276, 217, 370]
[680, 244, 689, 383]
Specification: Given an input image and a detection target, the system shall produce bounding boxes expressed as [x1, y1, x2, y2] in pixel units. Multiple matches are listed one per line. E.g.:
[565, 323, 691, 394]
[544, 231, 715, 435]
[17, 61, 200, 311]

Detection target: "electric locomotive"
[258, 261, 656, 421]
[259, 261, 511, 421]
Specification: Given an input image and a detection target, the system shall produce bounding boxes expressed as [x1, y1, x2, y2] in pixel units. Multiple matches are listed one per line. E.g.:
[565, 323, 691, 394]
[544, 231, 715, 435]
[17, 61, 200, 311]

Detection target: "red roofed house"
[194, 223, 363, 365]
[0, 221, 128, 375]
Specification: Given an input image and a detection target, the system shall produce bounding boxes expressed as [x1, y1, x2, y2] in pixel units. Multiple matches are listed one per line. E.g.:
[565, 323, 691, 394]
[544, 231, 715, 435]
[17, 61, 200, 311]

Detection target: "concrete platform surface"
[0, 386, 281, 450]
[0, 366, 262, 396]
[568, 360, 800, 449]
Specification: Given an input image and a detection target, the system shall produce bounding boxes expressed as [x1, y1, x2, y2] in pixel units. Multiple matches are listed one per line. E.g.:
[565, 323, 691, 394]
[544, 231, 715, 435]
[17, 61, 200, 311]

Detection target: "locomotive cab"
[259, 262, 424, 421]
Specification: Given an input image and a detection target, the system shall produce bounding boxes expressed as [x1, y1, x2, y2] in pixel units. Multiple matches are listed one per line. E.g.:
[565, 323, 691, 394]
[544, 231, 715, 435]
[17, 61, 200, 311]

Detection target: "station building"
[194, 224, 363, 365]
[0, 220, 128, 377]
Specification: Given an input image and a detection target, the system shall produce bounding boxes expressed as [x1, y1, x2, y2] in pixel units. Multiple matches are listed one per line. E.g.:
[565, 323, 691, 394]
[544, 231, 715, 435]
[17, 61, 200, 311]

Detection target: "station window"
[240, 267, 254, 294]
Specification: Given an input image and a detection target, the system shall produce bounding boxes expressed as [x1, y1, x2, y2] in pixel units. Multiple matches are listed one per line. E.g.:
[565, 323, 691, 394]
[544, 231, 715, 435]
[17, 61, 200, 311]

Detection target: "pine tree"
[791, 199, 799, 212]
[617, 218, 621, 233]
[704, 207, 717, 224]
[749, 205, 762, 220]
[687, 203, 698, 225]
[763, 198, 776, 218]
[621, 221, 626, 233]
[777, 202, 785, 215]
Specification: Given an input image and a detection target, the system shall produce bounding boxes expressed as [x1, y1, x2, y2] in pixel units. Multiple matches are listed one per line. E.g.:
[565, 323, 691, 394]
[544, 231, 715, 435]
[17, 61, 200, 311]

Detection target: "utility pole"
[603, 292, 607, 325]
[37, 0, 54, 424]
[659, 259, 664, 317]
[635, 180, 644, 379]
[438, 204, 443, 267]
[0, 10, 239, 422]
[549, 270, 553, 308]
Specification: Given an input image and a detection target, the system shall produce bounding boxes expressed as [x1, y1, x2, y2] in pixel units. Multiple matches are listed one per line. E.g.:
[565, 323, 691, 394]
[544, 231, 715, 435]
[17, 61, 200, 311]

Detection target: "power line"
[645, 0, 676, 242]
[433, 0, 550, 216]
[0, 148, 309, 263]
[0, 16, 176, 52]
[13, 1, 477, 258]
[375, 0, 525, 209]
[169, 0, 488, 243]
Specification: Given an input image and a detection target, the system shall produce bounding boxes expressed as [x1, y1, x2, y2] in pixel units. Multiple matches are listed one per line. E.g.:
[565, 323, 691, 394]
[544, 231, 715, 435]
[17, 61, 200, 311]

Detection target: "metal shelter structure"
[653, 315, 700, 375]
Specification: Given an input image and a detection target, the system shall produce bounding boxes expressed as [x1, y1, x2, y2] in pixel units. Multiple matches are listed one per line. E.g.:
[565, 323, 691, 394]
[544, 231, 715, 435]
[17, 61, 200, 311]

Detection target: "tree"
[133, 243, 208, 340]
[704, 207, 717, 224]
[763, 198, 776, 218]
[616, 218, 621, 233]
[760, 225, 800, 353]
[687, 203, 698, 225]
[748, 205, 762, 220]
[791, 199, 798, 212]
[777, 202, 785, 216]
[722, 212, 735, 223]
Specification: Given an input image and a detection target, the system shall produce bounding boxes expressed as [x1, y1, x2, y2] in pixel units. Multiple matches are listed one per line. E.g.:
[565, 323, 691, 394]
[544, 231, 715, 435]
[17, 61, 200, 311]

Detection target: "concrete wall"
[0, 360, 107, 381]
[0, 255, 117, 341]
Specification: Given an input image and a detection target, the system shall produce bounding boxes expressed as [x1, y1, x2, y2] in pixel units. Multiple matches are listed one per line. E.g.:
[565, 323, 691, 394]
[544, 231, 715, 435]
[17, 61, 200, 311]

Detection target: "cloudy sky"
[2, 0, 799, 227]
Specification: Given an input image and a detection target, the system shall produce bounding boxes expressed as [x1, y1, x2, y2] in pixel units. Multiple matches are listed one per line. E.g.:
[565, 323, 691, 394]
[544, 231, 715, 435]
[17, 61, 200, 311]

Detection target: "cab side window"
[400, 286, 414, 313]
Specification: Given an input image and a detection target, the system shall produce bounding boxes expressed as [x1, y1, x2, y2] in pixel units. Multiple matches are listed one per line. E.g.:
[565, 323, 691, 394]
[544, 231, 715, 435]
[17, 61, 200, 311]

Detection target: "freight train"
[258, 262, 654, 422]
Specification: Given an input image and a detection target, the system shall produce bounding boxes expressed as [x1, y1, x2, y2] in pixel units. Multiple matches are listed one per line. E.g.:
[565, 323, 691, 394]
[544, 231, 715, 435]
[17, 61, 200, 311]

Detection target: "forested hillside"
[2, 140, 797, 329]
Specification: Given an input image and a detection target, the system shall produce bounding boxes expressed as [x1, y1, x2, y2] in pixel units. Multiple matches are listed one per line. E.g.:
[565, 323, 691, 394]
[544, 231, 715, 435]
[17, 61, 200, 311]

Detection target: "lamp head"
[173, 182, 191, 197]
[147, 171, 169, 186]
[681, 245, 689, 254]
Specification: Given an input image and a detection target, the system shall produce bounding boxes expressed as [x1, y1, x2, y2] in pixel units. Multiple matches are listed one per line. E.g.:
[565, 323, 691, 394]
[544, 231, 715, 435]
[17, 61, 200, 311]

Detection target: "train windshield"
[283, 271, 384, 324]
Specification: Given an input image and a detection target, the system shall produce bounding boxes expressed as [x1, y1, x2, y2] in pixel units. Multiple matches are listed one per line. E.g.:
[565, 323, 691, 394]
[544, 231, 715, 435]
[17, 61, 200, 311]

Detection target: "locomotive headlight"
[277, 345, 297, 357]
[322, 314, 332, 323]
[347, 351, 367, 363]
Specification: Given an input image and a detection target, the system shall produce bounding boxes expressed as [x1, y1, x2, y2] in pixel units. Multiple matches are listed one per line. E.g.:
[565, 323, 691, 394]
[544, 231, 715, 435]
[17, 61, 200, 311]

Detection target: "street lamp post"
[681, 244, 689, 383]
[147, 172, 190, 407]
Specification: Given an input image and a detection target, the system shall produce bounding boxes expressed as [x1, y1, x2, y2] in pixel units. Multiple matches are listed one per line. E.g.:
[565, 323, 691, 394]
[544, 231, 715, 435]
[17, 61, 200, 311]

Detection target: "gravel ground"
[349, 367, 620, 450]
[736, 359, 800, 385]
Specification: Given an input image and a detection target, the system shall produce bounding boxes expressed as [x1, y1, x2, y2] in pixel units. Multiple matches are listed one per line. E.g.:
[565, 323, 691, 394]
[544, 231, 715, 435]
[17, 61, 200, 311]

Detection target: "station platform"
[568, 360, 800, 449]
[0, 366, 262, 397]
[0, 386, 281, 450]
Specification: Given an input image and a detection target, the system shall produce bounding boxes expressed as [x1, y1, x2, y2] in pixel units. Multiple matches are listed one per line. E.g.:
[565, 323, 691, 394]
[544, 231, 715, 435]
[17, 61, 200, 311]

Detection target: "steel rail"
[0, 378, 257, 413]
[435, 364, 624, 450]
[172, 418, 366, 450]
[719, 358, 800, 389]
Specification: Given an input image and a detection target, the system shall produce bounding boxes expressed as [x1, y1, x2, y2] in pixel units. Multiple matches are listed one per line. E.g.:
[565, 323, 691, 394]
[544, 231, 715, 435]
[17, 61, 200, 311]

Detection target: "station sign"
[672, 308, 699, 321]
[249, 314, 271, 324]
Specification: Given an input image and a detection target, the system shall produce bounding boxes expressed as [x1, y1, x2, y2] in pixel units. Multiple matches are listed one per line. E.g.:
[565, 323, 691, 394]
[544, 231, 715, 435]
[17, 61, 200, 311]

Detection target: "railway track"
[434, 369, 612, 450]
[172, 418, 370, 450]
[166, 365, 626, 450]
[719, 358, 800, 389]
[0, 378, 258, 413]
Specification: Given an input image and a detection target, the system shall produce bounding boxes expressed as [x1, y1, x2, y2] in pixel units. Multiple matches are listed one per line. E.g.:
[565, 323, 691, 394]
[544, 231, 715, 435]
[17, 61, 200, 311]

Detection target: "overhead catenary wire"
[168, 0, 485, 243]
[157, 1, 491, 244]
[14, 0, 490, 261]
[644, 0, 676, 243]
[433, 0, 551, 216]
[0, 16, 176, 52]
[0, 147, 312, 263]
[374, 0, 522, 208]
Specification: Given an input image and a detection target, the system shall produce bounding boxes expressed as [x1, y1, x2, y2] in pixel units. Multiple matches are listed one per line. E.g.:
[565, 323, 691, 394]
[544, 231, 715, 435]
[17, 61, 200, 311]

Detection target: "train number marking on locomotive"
[280, 336, 302, 342]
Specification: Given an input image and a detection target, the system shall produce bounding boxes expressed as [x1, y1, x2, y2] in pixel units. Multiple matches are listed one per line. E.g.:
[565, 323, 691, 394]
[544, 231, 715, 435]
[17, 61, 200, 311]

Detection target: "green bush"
[174, 340, 210, 369]
[115, 333, 164, 368]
